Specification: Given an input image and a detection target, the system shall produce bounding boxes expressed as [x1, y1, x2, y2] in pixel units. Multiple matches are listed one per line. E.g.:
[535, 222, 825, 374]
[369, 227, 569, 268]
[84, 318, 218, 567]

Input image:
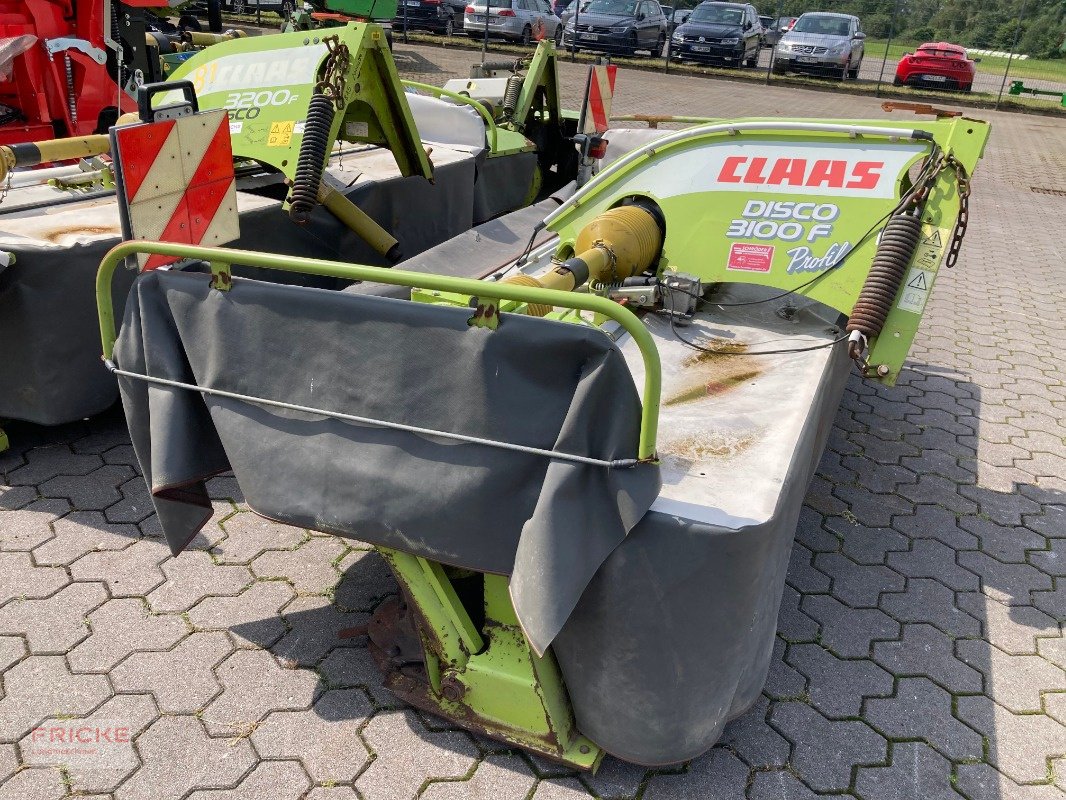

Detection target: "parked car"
[559, 0, 579, 24]
[773, 12, 865, 79]
[465, 0, 562, 43]
[758, 14, 773, 44]
[396, 0, 467, 34]
[670, 1, 762, 67]
[894, 42, 977, 92]
[763, 15, 796, 47]
[562, 0, 668, 56]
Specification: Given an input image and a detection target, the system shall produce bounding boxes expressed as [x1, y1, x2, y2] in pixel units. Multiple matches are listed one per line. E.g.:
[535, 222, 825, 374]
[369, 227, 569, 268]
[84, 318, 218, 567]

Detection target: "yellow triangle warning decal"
[921, 229, 943, 248]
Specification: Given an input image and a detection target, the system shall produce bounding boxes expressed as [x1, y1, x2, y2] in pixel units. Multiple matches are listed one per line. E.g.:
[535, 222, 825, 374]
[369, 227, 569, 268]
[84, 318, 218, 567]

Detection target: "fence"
[380, 0, 1066, 110]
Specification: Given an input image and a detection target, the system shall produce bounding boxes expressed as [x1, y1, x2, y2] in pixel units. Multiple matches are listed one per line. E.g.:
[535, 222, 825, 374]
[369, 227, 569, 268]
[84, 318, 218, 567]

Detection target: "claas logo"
[718, 157, 885, 191]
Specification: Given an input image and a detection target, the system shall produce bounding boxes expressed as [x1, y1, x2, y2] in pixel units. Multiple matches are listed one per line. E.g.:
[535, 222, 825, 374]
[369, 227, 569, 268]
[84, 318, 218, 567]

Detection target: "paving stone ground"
[2, 42, 1066, 799]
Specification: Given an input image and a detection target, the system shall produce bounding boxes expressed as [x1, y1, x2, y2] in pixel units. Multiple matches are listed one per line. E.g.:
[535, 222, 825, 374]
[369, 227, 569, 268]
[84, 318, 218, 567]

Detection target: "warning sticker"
[727, 243, 775, 273]
[229, 120, 243, 135]
[897, 267, 934, 314]
[914, 225, 950, 272]
[267, 121, 295, 147]
[293, 120, 306, 136]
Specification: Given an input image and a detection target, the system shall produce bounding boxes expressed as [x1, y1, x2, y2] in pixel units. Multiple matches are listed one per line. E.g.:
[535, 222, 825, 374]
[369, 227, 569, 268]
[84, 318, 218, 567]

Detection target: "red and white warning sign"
[114, 109, 239, 271]
[727, 243, 775, 273]
[581, 64, 617, 135]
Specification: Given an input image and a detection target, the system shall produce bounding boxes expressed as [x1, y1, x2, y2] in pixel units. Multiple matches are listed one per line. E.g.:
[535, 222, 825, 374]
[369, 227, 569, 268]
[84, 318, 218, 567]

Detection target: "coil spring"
[847, 213, 922, 341]
[289, 93, 335, 225]
[502, 75, 523, 120]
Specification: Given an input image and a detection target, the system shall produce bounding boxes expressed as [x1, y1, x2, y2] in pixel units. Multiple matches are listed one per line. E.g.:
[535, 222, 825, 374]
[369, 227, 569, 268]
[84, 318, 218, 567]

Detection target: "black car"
[562, 0, 668, 57]
[395, 0, 466, 34]
[670, 1, 762, 67]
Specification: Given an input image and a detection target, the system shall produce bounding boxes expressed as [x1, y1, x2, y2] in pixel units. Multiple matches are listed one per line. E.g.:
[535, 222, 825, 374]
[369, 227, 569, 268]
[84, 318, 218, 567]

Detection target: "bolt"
[876, 364, 891, 377]
[440, 672, 466, 702]
[579, 744, 590, 754]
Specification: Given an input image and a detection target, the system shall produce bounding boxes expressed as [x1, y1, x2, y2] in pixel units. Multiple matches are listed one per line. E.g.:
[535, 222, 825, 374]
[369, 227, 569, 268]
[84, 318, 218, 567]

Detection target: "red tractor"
[0, 1, 220, 146]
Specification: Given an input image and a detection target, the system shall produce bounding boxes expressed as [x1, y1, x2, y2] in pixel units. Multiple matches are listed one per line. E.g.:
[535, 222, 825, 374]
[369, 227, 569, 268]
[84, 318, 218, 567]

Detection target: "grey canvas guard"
[0, 148, 536, 426]
[114, 268, 661, 654]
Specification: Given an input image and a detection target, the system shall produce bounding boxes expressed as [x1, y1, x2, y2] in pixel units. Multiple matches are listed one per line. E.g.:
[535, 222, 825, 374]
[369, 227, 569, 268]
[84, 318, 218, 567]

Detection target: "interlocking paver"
[356, 708, 476, 800]
[0, 637, 23, 673]
[0, 581, 107, 653]
[0, 552, 67, 604]
[187, 579, 294, 648]
[719, 695, 789, 768]
[955, 762, 1063, 800]
[957, 639, 1066, 712]
[826, 518, 909, 565]
[1030, 538, 1066, 576]
[252, 537, 346, 594]
[531, 778, 595, 798]
[814, 552, 905, 606]
[777, 584, 820, 643]
[68, 598, 187, 672]
[1024, 505, 1066, 539]
[764, 636, 806, 700]
[31, 510, 138, 565]
[1038, 635, 1066, 670]
[871, 623, 983, 693]
[39, 464, 134, 511]
[956, 694, 1066, 784]
[800, 594, 900, 657]
[641, 748, 749, 800]
[885, 538, 981, 591]
[879, 578, 981, 637]
[6, 446, 101, 486]
[786, 543, 832, 594]
[186, 760, 312, 800]
[0, 767, 66, 800]
[957, 593, 1058, 654]
[854, 742, 956, 800]
[865, 677, 983, 760]
[116, 715, 256, 800]
[891, 503, 980, 550]
[252, 688, 373, 783]
[146, 552, 252, 612]
[111, 631, 231, 713]
[318, 646, 391, 705]
[69, 538, 168, 596]
[422, 752, 537, 800]
[0, 655, 110, 740]
[272, 595, 368, 667]
[0, 743, 14, 779]
[32, 693, 158, 794]
[958, 550, 1056, 606]
[201, 649, 320, 736]
[960, 516, 1048, 563]
[335, 548, 398, 613]
[770, 701, 886, 792]
[787, 643, 894, 718]
[748, 770, 820, 800]
[213, 512, 305, 564]
[0, 499, 67, 551]
[1032, 580, 1066, 620]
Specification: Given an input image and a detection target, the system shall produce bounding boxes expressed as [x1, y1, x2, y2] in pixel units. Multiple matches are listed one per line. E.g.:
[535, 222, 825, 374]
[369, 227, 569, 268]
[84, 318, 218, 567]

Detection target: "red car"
[894, 42, 977, 92]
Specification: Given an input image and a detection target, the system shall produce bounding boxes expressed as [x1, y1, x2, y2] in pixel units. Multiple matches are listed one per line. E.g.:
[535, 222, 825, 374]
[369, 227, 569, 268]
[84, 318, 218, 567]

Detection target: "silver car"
[772, 12, 865, 80]
[465, 0, 563, 44]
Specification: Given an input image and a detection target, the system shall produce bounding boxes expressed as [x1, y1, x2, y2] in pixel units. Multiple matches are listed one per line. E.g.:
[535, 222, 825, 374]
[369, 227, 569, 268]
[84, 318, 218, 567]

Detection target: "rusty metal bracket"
[209, 261, 232, 291]
[881, 101, 962, 119]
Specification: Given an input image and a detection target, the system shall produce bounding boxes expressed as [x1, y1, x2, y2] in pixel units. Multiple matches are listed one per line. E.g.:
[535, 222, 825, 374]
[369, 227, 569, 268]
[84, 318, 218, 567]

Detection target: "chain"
[945, 155, 970, 269]
[317, 36, 351, 110]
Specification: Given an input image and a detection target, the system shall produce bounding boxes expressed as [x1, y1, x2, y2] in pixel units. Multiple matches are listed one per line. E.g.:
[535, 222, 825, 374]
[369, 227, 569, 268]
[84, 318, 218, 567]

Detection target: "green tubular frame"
[96, 241, 661, 460]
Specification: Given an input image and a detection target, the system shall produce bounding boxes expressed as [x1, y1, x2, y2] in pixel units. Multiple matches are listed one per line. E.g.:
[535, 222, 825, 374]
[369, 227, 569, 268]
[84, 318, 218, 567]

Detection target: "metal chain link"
[317, 36, 351, 110]
[945, 155, 970, 269]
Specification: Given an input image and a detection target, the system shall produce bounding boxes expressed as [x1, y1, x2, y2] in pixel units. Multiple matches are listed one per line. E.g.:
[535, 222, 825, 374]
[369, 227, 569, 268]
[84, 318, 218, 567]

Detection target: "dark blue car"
[670, 1, 762, 67]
